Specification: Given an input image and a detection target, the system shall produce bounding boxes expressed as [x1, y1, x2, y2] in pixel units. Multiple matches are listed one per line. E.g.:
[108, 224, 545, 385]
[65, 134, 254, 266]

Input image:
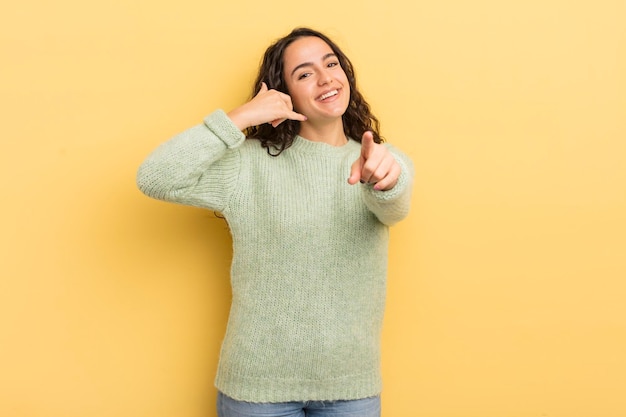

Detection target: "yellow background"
[1, 0, 625, 416]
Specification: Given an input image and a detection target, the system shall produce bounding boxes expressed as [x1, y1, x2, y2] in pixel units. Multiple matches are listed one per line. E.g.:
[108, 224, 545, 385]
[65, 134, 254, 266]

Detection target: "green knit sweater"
[137, 110, 414, 402]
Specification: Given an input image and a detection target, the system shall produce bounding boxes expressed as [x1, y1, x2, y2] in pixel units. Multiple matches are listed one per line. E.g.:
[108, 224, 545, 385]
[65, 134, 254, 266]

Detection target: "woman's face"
[282, 36, 350, 124]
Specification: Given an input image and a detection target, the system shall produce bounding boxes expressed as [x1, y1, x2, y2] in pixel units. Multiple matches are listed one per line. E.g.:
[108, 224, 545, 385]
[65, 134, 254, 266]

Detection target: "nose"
[318, 71, 333, 86]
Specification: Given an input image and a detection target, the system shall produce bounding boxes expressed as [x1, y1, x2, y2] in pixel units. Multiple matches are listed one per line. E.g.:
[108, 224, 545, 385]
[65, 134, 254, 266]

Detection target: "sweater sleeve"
[361, 144, 414, 226]
[136, 109, 245, 212]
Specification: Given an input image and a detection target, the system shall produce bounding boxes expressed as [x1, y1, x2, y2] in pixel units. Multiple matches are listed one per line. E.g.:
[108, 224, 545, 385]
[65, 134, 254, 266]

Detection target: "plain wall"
[1, 0, 625, 416]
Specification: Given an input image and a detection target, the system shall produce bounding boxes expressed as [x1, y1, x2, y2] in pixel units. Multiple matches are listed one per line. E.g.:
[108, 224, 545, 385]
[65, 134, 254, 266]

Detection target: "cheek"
[288, 86, 309, 110]
[341, 74, 350, 90]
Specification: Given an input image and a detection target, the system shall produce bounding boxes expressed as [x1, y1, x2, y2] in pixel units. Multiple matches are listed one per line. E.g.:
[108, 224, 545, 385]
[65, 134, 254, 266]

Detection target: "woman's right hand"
[227, 82, 307, 131]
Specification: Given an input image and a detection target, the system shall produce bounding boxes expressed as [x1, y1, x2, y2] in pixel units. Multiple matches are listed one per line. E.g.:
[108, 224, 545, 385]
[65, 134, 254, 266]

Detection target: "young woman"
[137, 27, 414, 417]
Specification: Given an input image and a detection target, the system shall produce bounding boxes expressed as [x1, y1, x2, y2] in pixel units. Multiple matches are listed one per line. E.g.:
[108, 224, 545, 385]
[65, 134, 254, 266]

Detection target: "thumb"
[258, 82, 269, 95]
[361, 131, 375, 158]
[347, 157, 363, 185]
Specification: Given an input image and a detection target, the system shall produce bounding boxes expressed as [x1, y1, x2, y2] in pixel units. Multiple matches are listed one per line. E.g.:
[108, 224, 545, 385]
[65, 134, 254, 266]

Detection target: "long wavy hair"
[245, 28, 383, 156]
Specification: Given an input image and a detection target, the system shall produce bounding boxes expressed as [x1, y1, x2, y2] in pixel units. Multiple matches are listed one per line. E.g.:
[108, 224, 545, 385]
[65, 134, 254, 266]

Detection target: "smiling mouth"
[317, 89, 339, 101]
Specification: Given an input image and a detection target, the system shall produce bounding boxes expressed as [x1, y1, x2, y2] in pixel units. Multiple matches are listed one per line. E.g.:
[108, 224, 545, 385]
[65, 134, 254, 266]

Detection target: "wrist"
[226, 107, 251, 132]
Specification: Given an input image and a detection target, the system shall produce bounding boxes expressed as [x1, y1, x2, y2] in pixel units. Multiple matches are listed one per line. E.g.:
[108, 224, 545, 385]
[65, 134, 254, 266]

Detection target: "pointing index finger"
[361, 131, 375, 158]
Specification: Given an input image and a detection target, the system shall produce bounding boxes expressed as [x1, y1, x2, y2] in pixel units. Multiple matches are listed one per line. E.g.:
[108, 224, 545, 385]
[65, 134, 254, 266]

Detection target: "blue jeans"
[217, 392, 381, 417]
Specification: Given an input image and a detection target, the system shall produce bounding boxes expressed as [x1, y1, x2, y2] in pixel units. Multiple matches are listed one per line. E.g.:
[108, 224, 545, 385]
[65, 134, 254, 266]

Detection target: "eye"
[327, 61, 339, 68]
[297, 72, 312, 80]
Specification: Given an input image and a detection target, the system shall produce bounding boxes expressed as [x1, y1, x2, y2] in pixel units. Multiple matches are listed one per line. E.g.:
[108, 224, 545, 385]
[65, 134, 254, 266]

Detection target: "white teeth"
[319, 90, 338, 100]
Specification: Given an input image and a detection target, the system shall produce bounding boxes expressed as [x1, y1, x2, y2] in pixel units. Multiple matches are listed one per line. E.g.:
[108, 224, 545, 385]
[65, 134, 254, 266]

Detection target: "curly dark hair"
[244, 27, 383, 156]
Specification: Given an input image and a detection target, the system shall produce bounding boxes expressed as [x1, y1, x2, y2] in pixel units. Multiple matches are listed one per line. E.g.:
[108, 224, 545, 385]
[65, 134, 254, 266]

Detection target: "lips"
[317, 89, 339, 101]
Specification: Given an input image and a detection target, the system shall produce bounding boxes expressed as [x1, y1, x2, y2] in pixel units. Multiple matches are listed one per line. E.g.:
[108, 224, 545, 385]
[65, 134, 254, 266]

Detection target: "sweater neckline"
[291, 135, 359, 156]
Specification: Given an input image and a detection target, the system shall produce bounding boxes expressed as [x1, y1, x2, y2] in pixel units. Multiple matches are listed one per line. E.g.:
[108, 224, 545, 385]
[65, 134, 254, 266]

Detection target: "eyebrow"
[290, 53, 337, 77]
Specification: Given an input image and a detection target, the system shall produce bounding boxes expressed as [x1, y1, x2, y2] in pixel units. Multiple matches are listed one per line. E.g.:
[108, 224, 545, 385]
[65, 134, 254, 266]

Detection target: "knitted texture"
[137, 110, 414, 402]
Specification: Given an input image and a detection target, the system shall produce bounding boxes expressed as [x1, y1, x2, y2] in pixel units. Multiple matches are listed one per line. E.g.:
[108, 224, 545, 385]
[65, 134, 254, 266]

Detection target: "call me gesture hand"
[228, 82, 307, 131]
[348, 131, 401, 191]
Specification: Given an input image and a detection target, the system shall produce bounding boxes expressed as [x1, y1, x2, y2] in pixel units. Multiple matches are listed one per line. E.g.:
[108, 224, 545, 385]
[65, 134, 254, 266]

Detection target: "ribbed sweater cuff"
[203, 109, 246, 149]
[363, 151, 413, 201]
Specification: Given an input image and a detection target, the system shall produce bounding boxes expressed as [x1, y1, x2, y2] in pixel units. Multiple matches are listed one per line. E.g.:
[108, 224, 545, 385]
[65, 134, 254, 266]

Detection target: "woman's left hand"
[348, 132, 401, 191]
